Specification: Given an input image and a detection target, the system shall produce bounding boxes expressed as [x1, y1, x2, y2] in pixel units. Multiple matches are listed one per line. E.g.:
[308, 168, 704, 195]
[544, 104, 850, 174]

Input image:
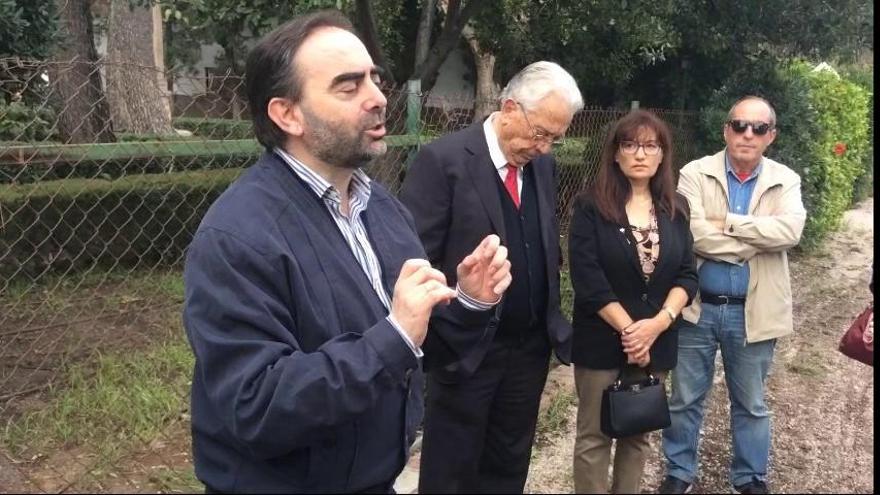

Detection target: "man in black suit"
[400, 61, 584, 493]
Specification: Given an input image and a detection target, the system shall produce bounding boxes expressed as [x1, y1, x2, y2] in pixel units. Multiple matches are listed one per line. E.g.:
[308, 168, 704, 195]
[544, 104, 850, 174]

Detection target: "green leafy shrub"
[1, 149, 257, 185]
[0, 169, 242, 285]
[841, 64, 874, 205]
[699, 59, 870, 248]
[0, 100, 57, 142]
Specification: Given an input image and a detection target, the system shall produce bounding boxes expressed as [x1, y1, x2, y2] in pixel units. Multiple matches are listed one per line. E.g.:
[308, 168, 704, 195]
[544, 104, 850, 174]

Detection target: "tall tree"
[414, 0, 436, 69]
[462, 22, 498, 121]
[50, 0, 115, 143]
[105, 0, 172, 134]
[354, 0, 396, 86]
[409, 0, 483, 90]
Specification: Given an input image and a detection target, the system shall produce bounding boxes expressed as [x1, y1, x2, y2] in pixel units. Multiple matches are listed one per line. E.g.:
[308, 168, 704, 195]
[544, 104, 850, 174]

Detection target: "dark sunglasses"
[727, 119, 774, 136]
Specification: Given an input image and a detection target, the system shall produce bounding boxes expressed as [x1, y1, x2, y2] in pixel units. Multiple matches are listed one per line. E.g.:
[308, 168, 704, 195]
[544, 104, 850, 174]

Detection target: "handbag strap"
[612, 364, 657, 388]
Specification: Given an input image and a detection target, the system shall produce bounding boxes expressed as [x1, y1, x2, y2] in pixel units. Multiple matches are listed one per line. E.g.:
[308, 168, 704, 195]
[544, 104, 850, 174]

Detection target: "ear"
[766, 128, 778, 146]
[267, 97, 304, 137]
[497, 98, 519, 129]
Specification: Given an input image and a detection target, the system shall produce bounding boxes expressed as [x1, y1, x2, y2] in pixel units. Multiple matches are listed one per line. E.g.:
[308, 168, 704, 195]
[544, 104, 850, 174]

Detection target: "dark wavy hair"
[585, 109, 684, 225]
[245, 10, 355, 151]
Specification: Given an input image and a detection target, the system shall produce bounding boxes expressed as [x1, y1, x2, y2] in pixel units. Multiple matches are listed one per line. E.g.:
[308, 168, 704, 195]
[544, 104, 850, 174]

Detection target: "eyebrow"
[330, 66, 384, 88]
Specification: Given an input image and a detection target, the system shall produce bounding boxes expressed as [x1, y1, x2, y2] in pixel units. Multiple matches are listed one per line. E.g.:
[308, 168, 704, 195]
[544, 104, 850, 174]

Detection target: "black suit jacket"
[568, 193, 699, 370]
[400, 122, 572, 382]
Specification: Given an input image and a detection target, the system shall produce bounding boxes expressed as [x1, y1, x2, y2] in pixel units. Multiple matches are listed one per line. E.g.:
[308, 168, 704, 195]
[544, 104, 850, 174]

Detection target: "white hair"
[499, 61, 584, 114]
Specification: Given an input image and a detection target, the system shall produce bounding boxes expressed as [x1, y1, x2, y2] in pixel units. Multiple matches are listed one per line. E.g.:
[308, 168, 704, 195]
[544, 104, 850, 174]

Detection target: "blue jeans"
[662, 303, 776, 488]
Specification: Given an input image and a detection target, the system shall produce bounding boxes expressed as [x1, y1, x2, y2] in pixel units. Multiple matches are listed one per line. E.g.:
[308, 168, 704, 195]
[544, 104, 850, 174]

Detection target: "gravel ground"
[526, 198, 875, 494]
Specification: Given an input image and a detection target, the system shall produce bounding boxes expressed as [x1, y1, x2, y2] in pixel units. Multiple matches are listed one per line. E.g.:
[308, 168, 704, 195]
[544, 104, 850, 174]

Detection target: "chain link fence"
[0, 57, 701, 492]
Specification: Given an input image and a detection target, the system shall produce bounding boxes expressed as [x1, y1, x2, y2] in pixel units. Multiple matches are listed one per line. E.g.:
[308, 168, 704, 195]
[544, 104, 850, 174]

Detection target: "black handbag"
[600, 366, 671, 438]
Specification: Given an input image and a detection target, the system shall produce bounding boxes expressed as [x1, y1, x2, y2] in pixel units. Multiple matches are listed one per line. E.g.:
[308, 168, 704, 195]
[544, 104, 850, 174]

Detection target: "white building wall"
[424, 47, 474, 109]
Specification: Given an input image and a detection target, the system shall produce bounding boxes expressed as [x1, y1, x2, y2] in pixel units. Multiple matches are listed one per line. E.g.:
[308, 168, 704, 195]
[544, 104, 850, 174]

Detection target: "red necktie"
[504, 164, 520, 209]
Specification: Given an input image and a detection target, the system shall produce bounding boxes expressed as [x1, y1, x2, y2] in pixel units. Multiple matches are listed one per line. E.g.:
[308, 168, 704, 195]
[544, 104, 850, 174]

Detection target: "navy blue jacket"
[183, 152, 492, 492]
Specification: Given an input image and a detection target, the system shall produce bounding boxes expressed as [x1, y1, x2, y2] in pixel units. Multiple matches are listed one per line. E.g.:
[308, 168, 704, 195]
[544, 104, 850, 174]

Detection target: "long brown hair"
[586, 110, 683, 225]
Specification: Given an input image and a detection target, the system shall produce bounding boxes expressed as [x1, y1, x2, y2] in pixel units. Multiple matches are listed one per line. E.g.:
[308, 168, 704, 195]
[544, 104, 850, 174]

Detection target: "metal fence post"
[630, 100, 640, 111]
[405, 79, 422, 169]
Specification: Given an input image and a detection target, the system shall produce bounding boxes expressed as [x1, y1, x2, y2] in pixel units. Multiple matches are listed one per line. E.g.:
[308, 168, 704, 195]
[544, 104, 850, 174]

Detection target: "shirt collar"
[724, 151, 763, 182]
[483, 112, 510, 172]
[274, 147, 372, 205]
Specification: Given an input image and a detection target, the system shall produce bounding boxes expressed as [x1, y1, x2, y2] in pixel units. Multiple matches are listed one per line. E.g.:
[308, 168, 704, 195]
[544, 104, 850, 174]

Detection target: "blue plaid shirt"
[697, 153, 762, 297]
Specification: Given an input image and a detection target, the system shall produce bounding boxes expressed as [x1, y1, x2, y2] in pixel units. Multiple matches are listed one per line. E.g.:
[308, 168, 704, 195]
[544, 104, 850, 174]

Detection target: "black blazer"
[568, 193, 698, 370]
[400, 122, 572, 381]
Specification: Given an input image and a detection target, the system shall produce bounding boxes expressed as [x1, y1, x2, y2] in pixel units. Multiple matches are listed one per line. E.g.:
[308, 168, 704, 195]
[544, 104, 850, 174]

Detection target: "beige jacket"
[677, 150, 806, 343]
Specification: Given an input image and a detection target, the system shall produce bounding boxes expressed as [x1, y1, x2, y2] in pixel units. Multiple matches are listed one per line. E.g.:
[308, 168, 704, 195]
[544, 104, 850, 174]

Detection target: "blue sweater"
[183, 152, 490, 492]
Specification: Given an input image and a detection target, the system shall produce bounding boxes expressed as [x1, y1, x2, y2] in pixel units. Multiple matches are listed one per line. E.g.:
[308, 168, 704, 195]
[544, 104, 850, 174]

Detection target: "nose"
[364, 78, 387, 112]
[635, 146, 647, 158]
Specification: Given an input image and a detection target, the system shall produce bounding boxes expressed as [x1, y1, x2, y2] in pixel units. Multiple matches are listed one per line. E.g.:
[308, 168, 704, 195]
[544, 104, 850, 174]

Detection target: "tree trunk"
[105, 0, 172, 134]
[414, 0, 436, 69]
[410, 0, 484, 91]
[354, 0, 395, 87]
[49, 0, 115, 143]
[462, 24, 498, 121]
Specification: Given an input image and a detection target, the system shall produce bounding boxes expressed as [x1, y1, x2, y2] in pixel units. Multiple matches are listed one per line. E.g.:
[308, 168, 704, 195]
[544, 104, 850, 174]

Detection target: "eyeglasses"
[516, 101, 565, 146]
[727, 119, 774, 136]
[619, 140, 662, 156]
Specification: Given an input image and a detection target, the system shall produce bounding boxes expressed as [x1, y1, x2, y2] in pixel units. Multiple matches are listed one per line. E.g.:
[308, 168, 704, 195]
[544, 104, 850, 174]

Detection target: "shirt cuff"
[456, 283, 500, 311]
[386, 315, 424, 359]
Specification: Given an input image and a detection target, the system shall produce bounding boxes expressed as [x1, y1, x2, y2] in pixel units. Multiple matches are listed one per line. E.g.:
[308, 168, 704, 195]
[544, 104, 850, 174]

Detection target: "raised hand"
[391, 259, 457, 346]
[456, 234, 512, 304]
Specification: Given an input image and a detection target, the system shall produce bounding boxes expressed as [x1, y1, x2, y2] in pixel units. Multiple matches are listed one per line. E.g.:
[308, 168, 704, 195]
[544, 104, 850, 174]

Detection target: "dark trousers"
[418, 330, 551, 494]
[205, 482, 394, 494]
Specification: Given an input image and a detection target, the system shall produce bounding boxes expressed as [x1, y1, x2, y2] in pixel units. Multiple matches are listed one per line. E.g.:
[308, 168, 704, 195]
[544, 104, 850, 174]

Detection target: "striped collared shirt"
[275, 148, 391, 308]
[275, 148, 496, 357]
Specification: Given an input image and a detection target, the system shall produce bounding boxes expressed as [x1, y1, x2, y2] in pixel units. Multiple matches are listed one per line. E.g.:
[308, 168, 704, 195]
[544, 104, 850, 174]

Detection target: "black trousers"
[418, 330, 551, 494]
[205, 482, 394, 494]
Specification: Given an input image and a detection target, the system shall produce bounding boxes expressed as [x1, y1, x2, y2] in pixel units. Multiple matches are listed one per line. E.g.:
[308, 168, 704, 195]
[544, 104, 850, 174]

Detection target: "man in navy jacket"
[182, 10, 512, 493]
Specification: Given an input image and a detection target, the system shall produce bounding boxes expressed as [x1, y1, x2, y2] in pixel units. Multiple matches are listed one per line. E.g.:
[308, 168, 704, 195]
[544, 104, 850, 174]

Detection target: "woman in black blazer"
[568, 110, 698, 493]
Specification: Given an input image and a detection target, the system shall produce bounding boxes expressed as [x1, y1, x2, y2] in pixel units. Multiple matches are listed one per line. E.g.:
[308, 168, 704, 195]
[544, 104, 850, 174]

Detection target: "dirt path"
[526, 198, 875, 494]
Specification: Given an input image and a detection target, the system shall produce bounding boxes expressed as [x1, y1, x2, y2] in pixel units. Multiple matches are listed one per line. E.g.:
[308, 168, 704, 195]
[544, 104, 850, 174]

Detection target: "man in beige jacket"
[658, 96, 806, 495]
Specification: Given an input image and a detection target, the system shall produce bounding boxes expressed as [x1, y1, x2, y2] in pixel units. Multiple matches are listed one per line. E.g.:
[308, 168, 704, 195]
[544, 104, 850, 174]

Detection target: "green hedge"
[0, 169, 242, 284]
[172, 117, 254, 140]
[841, 64, 874, 205]
[699, 59, 871, 248]
[1, 154, 254, 185]
[0, 100, 58, 142]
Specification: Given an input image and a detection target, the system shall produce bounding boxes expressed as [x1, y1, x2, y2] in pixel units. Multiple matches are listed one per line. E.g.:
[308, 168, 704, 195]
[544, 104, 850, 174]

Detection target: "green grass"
[2, 267, 193, 490]
[560, 269, 573, 322]
[3, 332, 194, 457]
[2, 267, 184, 306]
[535, 390, 577, 447]
[785, 350, 829, 378]
[148, 465, 202, 493]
